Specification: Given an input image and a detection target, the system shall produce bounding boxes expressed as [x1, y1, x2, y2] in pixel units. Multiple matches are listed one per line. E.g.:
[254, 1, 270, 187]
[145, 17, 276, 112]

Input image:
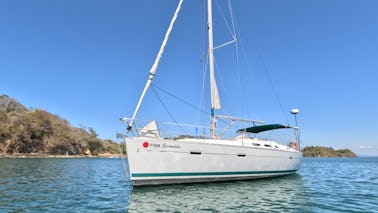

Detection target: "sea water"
[0, 157, 377, 212]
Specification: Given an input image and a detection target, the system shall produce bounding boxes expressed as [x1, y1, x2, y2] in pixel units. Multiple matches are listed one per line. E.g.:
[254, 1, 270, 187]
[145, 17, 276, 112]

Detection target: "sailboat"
[123, 0, 302, 186]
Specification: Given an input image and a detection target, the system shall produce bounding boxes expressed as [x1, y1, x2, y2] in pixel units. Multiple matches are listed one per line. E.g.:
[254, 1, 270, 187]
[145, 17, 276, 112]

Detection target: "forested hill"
[0, 95, 124, 156]
[302, 146, 356, 157]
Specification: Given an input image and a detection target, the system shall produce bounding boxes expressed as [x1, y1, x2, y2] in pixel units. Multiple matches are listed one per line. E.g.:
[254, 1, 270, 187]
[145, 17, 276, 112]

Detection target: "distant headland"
[0, 94, 125, 157]
[302, 146, 356, 157]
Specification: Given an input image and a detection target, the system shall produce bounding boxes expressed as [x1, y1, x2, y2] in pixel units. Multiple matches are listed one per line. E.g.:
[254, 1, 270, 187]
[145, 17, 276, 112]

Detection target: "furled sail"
[211, 77, 221, 110]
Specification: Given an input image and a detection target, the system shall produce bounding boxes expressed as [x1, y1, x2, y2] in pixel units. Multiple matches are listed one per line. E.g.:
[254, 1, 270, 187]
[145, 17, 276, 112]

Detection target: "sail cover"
[139, 120, 162, 138]
[237, 124, 291, 134]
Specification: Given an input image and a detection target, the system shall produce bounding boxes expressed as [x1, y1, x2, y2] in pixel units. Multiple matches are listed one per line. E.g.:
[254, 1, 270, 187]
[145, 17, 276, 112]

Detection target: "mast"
[207, 0, 221, 137]
[127, 0, 184, 132]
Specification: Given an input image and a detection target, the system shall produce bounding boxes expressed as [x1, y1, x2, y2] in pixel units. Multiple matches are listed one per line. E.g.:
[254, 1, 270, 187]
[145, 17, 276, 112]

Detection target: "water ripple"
[0, 157, 377, 212]
[128, 175, 309, 212]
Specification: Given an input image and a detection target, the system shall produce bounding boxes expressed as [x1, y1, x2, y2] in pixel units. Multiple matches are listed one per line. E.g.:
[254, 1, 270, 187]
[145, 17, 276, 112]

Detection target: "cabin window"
[252, 143, 261, 146]
[237, 154, 246, 157]
[264, 144, 271, 148]
[190, 151, 201, 155]
[275, 146, 279, 149]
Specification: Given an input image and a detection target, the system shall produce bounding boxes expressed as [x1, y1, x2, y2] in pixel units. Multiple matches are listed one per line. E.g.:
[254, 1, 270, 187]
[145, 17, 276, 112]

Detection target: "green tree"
[0, 94, 125, 156]
[0, 110, 11, 144]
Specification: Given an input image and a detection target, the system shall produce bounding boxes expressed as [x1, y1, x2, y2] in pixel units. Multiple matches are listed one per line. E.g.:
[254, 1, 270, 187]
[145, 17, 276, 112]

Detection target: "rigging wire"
[219, 0, 293, 140]
[215, 0, 236, 40]
[213, 0, 250, 121]
[198, 0, 252, 132]
[200, 0, 208, 126]
[256, 48, 291, 127]
[152, 83, 236, 133]
[200, 0, 206, 62]
[234, 35, 250, 120]
[151, 85, 187, 135]
[153, 84, 209, 115]
[227, 0, 250, 120]
[237, 27, 290, 126]
[234, 17, 292, 140]
[227, 0, 237, 38]
[200, 54, 209, 123]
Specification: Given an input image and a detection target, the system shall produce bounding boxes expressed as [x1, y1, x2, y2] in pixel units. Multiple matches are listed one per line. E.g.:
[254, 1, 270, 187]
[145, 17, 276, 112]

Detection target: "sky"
[1, 0, 378, 156]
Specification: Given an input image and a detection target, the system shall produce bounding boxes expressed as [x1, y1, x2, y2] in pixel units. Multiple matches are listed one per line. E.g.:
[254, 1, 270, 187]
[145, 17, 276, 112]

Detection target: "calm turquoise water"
[0, 157, 377, 212]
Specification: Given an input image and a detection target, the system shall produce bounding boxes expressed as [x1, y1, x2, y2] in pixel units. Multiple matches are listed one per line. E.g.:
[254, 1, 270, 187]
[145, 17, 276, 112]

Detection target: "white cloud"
[352, 145, 378, 157]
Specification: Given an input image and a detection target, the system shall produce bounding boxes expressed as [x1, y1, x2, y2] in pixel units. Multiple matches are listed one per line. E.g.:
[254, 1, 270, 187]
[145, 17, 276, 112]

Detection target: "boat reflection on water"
[127, 174, 310, 212]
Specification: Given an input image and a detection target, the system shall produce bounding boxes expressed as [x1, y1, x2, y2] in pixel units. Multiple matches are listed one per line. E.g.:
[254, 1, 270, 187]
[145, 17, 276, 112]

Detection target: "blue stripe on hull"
[132, 169, 297, 178]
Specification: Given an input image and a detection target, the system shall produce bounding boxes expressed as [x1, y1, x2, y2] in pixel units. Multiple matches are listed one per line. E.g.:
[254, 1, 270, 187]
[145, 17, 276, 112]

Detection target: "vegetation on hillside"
[0, 95, 125, 156]
[302, 146, 356, 157]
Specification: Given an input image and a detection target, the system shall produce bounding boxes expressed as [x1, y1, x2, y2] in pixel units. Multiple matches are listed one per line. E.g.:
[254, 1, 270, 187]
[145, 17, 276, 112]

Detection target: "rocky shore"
[302, 146, 356, 157]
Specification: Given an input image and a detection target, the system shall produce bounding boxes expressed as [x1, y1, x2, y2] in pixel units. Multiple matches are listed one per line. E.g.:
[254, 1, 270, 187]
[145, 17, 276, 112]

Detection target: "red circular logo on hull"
[143, 141, 149, 148]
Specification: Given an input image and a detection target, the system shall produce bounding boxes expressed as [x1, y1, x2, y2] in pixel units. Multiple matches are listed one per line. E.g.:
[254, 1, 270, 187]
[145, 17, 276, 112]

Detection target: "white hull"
[126, 137, 302, 186]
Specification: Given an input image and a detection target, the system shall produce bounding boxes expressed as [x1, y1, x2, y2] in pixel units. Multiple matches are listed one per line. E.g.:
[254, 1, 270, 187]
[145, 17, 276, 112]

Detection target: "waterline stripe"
[132, 170, 297, 177]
